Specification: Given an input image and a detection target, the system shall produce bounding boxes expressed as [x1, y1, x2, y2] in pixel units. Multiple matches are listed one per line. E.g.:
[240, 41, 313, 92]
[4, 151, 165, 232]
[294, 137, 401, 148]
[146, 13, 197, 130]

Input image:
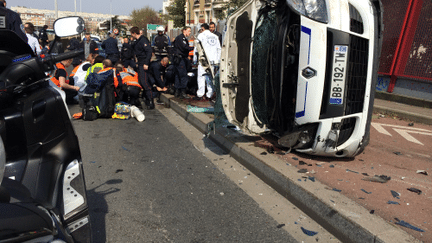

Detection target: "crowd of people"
[2, 0, 223, 114]
[52, 22, 223, 113]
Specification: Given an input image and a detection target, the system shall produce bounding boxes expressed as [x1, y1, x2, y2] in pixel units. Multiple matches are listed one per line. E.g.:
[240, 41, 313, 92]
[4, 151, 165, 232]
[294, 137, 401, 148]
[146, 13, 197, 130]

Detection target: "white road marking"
[371, 123, 392, 136]
[372, 122, 432, 146]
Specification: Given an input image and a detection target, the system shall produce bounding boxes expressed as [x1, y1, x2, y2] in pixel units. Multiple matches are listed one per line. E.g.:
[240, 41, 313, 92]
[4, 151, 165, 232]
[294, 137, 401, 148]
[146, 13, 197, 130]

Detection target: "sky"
[9, 0, 163, 16]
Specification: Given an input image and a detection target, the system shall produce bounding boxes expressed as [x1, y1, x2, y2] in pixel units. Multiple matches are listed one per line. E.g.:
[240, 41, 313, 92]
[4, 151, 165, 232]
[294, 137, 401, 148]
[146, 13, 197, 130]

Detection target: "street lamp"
[55, 0, 58, 19]
[110, 0, 112, 32]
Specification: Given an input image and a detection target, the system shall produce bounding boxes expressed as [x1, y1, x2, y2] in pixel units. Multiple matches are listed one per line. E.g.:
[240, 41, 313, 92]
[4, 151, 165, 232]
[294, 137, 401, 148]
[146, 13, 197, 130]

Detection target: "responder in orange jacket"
[114, 63, 142, 107]
[50, 58, 80, 103]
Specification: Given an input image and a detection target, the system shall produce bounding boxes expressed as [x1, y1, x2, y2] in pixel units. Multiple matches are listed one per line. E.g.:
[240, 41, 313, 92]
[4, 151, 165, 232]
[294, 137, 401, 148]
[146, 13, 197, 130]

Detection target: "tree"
[216, 0, 248, 20]
[130, 6, 163, 33]
[166, 0, 186, 28]
[101, 15, 127, 34]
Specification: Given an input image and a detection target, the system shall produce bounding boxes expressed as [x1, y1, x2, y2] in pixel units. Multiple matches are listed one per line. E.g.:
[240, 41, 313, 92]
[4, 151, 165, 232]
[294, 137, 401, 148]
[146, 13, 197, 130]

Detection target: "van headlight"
[286, 0, 328, 23]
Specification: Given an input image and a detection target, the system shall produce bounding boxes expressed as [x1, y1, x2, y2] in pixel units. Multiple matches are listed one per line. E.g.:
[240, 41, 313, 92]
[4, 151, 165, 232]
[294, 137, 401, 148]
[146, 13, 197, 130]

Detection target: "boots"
[147, 99, 155, 110]
[178, 90, 189, 99]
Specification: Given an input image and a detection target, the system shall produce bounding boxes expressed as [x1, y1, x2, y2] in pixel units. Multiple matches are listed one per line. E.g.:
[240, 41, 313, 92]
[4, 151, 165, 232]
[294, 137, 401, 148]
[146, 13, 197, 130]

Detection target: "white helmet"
[156, 26, 164, 32]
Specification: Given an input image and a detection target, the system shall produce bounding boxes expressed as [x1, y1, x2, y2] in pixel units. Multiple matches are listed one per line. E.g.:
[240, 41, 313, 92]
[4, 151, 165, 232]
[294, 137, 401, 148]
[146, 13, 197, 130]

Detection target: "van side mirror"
[53, 16, 85, 37]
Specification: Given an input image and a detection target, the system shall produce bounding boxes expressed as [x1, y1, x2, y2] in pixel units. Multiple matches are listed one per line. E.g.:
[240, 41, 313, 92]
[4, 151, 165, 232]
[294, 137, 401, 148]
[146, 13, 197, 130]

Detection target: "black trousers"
[174, 57, 190, 90]
[137, 62, 153, 100]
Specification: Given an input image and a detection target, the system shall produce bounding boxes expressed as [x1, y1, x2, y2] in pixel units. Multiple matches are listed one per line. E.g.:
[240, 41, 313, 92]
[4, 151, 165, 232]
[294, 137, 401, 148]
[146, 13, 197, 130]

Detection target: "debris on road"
[416, 170, 428, 176]
[395, 219, 425, 232]
[308, 177, 315, 182]
[300, 227, 318, 236]
[268, 147, 275, 154]
[115, 169, 124, 173]
[361, 189, 372, 194]
[122, 146, 130, 152]
[277, 224, 286, 228]
[370, 210, 375, 214]
[387, 201, 400, 205]
[346, 169, 359, 174]
[391, 190, 401, 199]
[393, 152, 402, 156]
[407, 188, 422, 195]
[362, 175, 391, 183]
[260, 152, 267, 155]
[332, 188, 342, 192]
[297, 169, 308, 173]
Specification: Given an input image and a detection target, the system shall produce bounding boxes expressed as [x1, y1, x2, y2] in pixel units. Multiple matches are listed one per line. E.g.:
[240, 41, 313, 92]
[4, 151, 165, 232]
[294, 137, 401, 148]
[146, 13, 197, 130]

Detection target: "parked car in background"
[220, 0, 383, 157]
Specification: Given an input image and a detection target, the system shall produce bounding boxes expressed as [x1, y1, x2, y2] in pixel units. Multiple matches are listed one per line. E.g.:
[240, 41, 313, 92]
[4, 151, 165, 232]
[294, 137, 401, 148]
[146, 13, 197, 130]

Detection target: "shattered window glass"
[251, 9, 278, 126]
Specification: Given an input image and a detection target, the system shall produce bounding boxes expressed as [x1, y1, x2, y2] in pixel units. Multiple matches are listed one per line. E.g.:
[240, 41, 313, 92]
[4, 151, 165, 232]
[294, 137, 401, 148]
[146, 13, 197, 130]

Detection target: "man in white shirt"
[193, 23, 221, 101]
[24, 22, 41, 55]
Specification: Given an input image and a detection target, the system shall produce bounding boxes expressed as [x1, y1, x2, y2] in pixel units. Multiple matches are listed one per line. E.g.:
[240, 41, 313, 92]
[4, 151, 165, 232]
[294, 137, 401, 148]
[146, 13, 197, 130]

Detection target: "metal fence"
[379, 0, 432, 92]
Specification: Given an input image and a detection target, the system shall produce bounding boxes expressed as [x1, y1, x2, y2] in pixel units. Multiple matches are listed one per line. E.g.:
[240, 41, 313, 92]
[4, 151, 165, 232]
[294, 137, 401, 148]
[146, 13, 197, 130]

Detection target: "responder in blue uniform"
[130, 26, 154, 109]
[102, 31, 120, 64]
[120, 37, 136, 70]
[0, 0, 27, 42]
[173, 26, 193, 99]
[152, 26, 171, 61]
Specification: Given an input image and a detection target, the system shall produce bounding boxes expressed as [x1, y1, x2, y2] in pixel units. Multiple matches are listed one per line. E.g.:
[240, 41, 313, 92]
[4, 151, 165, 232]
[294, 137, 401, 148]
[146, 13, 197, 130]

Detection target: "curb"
[160, 94, 419, 243]
[375, 92, 432, 109]
[373, 105, 432, 125]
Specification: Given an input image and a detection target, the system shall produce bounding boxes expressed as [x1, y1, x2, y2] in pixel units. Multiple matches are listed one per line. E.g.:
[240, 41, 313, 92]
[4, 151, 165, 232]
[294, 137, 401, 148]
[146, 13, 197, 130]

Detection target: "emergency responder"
[152, 26, 171, 61]
[39, 25, 49, 48]
[102, 31, 120, 64]
[114, 63, 141, 107]
[50, 56, 80, 103]
[130, 26, 154, 109]
[0, 0, 27, 42]
[193, 23, 221, 101]
[173, 26, 193, 99]
[209, 22, 222, 45]
[148, 57, 169, 92]
[121, 37, 136, 70]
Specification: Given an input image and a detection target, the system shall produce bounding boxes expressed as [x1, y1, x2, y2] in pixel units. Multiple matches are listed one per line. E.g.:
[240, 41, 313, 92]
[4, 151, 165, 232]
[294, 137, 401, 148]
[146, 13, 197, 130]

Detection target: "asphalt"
[159, 93, 430, 243]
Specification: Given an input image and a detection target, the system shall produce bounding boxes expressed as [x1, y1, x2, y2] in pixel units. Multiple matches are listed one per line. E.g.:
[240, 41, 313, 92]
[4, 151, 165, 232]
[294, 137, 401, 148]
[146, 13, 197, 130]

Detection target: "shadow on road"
[86, 179, 122, 243]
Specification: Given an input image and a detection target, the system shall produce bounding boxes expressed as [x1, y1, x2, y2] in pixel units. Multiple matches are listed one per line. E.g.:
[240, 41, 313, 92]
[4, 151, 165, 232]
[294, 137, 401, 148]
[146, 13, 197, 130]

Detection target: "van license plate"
[329, 45, 348, 105]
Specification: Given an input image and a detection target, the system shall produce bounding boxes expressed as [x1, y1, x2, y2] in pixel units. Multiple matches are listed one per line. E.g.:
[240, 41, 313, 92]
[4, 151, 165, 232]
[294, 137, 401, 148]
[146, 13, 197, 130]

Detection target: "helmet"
[156, 26, 164, 32]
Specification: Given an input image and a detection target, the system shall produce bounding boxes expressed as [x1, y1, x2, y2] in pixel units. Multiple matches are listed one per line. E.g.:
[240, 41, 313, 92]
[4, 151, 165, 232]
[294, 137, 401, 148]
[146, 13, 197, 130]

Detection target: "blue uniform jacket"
[133, 35, 152, 65]
[0, 5, 27, 42]
[174, 33, 192, 58]
[101, 37, 119, 55]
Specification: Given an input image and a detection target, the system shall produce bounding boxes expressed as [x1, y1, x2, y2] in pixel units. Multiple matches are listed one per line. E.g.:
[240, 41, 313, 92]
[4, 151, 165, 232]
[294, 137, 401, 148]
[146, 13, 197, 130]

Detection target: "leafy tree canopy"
[130, 6, 163, 33]
[166, 0, 186, 28]
[101, 15, 127, 34]
[217, 0, 247, 20]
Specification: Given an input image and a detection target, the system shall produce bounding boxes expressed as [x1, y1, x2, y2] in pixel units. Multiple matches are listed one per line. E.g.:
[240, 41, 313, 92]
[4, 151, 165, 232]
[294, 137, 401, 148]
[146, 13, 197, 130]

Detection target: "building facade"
[185, 0, 228, 25]
[11, 6, 130, 34]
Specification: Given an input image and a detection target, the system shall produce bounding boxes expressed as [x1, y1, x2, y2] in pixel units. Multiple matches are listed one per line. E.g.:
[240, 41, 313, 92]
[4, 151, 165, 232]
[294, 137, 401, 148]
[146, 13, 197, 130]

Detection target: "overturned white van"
[219, 0, 383, 157]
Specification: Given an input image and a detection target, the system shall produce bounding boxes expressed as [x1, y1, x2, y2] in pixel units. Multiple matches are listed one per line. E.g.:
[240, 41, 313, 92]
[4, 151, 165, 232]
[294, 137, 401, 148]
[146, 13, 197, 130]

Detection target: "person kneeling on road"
[114, 63, 142, 107]
[148, 57, 169, 92]
[50, 57, 80, 104]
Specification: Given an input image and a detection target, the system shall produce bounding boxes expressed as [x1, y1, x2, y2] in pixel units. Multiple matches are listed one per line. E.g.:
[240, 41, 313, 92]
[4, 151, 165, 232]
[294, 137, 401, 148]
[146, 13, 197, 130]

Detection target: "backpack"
[81, 94, 98, 121]
[93, 76, 116, 118]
